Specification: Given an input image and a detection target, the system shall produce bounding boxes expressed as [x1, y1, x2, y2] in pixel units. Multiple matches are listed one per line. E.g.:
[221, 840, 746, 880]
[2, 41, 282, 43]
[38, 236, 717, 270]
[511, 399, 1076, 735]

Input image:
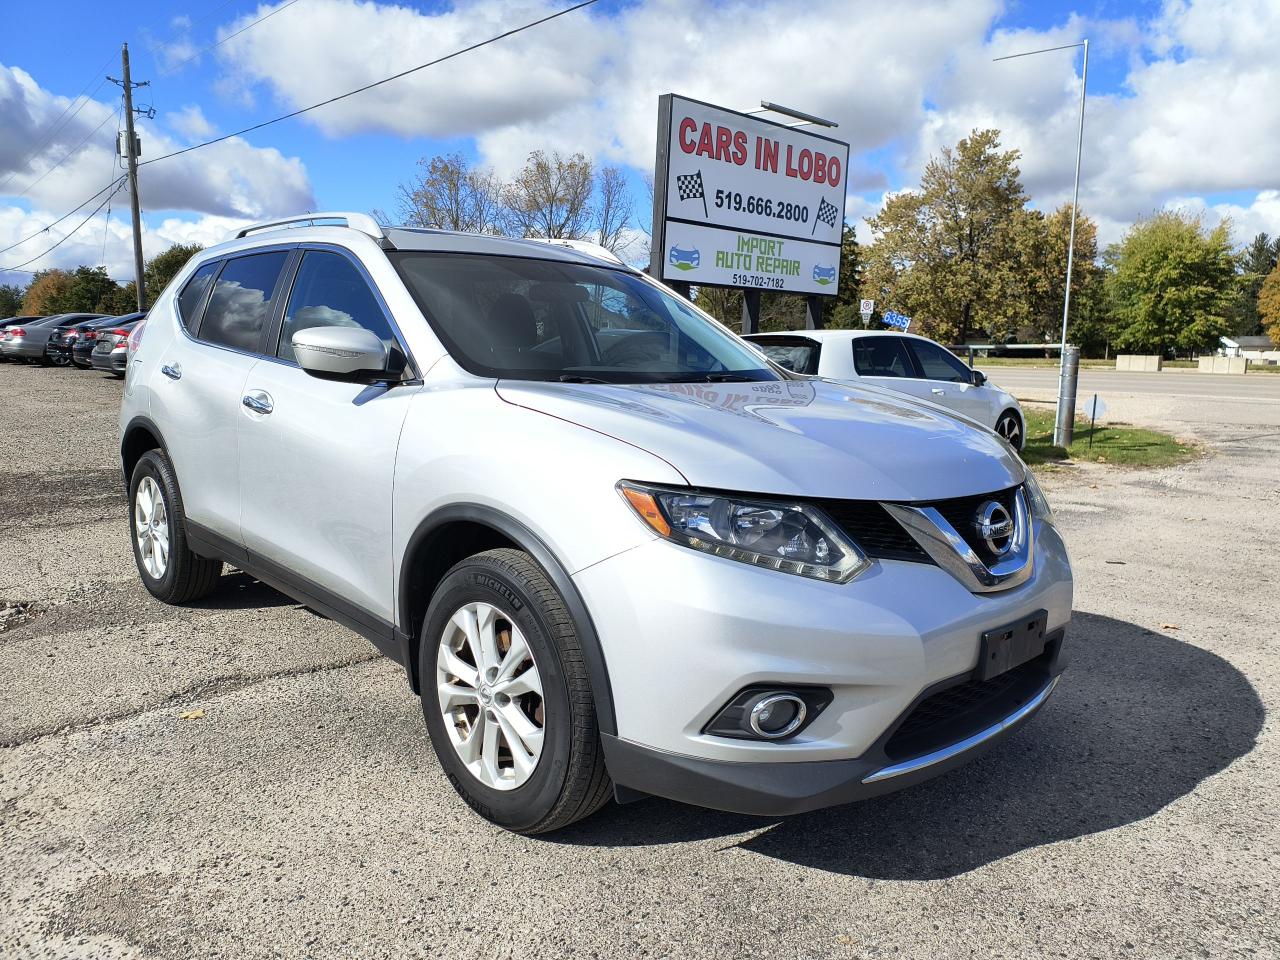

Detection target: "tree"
[1229, 232, 1280, 336]
[1104, 211, 1236, 356]
[863, 129, 1030, 343]
[824, 224, 864, 329]
[594, 165, 632, 255]
[0, 282, 25, 317]
[144, 243, 203, 304]
[22, 269, 73, 315]
[1259, 262, 1280, 347]
[503, 150, 596, 242]
[396, 153, 504, 234]
[1013, 204, 1112, 355]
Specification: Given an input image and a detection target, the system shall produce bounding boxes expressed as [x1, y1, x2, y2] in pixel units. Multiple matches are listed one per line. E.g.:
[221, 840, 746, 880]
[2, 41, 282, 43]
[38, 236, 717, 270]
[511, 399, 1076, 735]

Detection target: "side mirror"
[292, 326, 389, 380]
[972, 369, 987, 387]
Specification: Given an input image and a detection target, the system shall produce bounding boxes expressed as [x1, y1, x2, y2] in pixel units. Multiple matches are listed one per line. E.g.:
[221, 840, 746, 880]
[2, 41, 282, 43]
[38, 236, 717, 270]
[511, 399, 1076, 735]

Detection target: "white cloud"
[0, 63, 314, 220]
[169, 104, 216, 141]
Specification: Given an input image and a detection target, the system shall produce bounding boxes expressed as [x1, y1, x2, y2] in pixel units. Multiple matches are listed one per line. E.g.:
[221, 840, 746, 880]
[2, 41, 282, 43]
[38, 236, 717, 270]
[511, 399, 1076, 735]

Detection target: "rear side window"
[198, 252, 289, 353]
[908, 339, 972, 383]
[753, 338, 821, 374]
[852, 337, 914, 377]
[276, 251, 397, 363]
[177, 262, 219, 329]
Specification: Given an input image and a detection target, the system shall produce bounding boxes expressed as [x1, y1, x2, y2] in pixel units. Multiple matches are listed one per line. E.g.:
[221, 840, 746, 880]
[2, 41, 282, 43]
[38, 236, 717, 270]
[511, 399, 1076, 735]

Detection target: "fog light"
[703, 684, 832, 741]
[749, 693, 807, 739]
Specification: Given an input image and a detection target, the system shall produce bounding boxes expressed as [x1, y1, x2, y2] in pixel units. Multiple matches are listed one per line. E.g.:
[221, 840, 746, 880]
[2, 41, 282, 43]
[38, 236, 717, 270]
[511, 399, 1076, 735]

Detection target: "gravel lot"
[2, 362, 1277, 959]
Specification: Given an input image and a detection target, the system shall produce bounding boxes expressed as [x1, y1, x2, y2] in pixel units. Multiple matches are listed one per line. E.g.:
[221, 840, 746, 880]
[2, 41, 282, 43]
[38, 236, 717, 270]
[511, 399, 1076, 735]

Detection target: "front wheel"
[996, 410, 1024, 449]
[420, 549, 611, 834]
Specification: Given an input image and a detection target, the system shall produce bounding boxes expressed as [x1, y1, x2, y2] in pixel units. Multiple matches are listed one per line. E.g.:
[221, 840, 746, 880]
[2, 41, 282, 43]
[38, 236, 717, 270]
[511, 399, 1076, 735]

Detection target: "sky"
[3, 0, 1279, 290]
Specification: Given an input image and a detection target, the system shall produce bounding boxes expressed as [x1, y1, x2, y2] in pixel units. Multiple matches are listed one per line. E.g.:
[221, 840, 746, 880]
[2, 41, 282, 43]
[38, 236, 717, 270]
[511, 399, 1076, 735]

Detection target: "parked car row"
[1, 312, 145, 377]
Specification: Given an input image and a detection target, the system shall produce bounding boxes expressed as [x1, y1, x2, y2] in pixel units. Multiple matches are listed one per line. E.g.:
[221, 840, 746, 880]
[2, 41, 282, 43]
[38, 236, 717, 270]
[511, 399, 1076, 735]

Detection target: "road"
[985, 365, 1280, 403]
[2, 363, 1277, 959]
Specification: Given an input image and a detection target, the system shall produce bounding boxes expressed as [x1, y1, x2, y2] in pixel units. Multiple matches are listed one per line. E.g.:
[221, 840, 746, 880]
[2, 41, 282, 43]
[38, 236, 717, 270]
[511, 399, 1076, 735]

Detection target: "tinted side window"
[177, 262, 219, 329]
[277, 251, 397, 363]
[754, 339, 821, 374]
[908, 339, 972, 383]
[852, 337, 914, 377]
[198, 252, 289, 353]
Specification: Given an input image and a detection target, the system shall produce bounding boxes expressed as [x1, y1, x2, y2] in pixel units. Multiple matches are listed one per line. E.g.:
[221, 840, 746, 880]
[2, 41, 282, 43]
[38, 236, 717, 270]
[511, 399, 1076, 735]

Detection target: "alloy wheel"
[436, 601, 545, 790]
[998, 414, 1022, 448]
[134, 476, 170, 579]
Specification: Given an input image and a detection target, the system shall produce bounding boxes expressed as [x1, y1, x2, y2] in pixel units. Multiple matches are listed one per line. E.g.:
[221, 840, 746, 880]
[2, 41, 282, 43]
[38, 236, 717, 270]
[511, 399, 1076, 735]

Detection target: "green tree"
[62, 266, 122, 313]
[824, 224, 864, 329]
[1104, 211, 1236, 356]
[1258, 262, 1280, 347]
[1229, 232, 1280, 336]
[864, 129, 1030, 343]
[0, 282, 25, 317]
[144, 243, 203, 305]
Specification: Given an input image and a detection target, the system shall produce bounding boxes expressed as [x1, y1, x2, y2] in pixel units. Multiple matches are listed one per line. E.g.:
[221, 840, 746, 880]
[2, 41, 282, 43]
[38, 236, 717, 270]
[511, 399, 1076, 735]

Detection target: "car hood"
[496, 377, 1024, 502]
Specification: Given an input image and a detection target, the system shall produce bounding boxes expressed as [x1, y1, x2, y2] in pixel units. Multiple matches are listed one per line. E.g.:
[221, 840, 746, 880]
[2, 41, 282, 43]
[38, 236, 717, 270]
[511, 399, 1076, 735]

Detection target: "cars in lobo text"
[119, 212, 1071, 834]
[745, 329, 1029, 449]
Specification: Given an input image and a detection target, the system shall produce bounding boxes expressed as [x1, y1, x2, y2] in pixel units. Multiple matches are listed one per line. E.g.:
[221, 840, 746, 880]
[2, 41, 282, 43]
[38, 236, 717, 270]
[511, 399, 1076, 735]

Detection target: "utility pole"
[994, 39, 1089, 448]
[111, 44, 148, 312]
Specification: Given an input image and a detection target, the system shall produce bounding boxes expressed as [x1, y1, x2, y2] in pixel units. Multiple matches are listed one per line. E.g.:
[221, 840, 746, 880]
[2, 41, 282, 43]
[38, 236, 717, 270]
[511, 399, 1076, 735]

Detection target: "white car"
[744, 329, 1027, 449]
[118, 213, 1070, 833]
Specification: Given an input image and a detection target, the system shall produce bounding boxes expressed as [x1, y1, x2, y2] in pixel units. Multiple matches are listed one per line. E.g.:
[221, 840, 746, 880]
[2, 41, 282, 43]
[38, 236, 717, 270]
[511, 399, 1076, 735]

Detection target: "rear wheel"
[996, 410, 1024, 449]
[129, 450, 223, 604]
[420, 548, 610, 834]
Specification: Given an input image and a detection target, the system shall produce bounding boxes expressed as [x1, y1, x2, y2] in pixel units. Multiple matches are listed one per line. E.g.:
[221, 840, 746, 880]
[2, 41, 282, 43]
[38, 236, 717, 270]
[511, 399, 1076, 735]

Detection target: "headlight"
[618, 482, 869, 583]
[1022, 467, 1054, 524]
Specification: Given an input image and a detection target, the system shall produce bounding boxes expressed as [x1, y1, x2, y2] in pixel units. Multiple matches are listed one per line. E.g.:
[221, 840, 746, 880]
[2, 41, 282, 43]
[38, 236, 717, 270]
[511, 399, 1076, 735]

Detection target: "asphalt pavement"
[2, 361, 1276, 959]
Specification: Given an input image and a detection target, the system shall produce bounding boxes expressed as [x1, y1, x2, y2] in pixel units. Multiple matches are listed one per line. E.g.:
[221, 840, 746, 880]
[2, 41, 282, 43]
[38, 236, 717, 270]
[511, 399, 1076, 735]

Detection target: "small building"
[1219, 336, 1280, 365]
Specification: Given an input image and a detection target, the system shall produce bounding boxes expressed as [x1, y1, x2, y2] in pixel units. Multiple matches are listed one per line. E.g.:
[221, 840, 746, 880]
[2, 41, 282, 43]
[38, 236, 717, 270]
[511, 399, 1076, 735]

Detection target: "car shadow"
[547, 612, 1263, 879]
[186, 571, 297, 610]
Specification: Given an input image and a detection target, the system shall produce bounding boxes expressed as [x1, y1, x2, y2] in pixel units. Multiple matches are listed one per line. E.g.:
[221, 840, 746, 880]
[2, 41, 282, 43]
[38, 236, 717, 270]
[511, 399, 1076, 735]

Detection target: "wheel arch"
[120, 415, 169, 489]
[398, 504, 617, 736]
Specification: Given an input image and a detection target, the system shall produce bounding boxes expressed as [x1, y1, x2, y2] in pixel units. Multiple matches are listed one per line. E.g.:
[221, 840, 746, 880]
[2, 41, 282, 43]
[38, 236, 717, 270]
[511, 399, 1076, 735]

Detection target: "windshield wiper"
[701, 372, 759, 383]
[557, 374, 611, 384]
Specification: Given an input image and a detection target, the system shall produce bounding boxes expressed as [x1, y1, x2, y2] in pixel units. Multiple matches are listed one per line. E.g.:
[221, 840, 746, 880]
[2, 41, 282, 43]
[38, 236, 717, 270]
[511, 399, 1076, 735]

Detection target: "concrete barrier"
[1116, 354, 1162, 372]
[1198, 356, 1250, 374]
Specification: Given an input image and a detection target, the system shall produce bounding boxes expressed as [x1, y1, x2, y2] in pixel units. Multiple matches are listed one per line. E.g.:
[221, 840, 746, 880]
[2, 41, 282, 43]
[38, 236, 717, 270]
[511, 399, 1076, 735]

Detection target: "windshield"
[390, 252, 781, 384]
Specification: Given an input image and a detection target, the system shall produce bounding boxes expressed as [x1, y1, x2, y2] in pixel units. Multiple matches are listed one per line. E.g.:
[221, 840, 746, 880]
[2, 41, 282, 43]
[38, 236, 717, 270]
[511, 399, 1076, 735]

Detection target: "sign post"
[650, 94, 851, 315]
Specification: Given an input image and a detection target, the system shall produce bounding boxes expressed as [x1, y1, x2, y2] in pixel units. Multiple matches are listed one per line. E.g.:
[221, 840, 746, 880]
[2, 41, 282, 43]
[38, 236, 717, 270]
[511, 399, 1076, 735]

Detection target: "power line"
[0, 176, 127, 257]
[15, 102, 121, 198]
[1, 179, 128, 273]
[158, 0, 305, 76]
[141, 0, 601, 167]
[0, 58, 115, 192]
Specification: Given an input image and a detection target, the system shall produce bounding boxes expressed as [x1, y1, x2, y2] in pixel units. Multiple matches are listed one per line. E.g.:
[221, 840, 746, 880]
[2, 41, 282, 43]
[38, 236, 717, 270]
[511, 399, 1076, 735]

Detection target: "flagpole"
[698, 170, 708, 218]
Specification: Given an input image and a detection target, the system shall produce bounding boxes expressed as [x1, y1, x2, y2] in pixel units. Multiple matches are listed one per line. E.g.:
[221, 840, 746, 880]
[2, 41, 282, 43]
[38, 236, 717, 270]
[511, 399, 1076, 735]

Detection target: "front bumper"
[574, 519, 1072, 813]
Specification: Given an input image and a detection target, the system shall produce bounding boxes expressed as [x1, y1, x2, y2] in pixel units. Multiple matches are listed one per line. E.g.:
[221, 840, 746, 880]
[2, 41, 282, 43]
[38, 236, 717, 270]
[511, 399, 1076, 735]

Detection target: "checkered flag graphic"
[676, 170, 708, 217]
[812, 196, 841, 235]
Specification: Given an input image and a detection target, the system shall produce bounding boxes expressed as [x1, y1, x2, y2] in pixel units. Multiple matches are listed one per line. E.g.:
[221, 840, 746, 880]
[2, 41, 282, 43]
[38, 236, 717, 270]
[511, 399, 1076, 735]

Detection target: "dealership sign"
[650, 94, 851, 296]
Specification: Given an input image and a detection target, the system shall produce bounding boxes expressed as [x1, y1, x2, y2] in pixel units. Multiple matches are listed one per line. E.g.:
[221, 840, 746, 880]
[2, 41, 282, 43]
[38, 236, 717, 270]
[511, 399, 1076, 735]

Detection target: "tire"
[995, 410, 1024, 450]
[129, 450, 223, 604]
[419, 548, 611, 834]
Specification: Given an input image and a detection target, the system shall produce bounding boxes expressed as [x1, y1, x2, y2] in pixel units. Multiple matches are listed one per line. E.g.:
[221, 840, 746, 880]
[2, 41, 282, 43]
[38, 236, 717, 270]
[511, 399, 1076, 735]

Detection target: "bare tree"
[503, 151, 595, 240]
[594, 166, 632, 255]
[396, 153, 504, 233]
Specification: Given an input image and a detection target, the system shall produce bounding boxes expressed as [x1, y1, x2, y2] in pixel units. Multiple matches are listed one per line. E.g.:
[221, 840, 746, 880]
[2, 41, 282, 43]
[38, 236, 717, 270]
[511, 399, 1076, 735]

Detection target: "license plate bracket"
[978, 610, 1048, 681]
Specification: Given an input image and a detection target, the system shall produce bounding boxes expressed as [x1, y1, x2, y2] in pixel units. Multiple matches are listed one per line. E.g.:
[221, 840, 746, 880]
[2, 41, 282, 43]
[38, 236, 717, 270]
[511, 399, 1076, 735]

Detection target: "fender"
[120, 414, 171, 488]
[398, 503, 617, 737]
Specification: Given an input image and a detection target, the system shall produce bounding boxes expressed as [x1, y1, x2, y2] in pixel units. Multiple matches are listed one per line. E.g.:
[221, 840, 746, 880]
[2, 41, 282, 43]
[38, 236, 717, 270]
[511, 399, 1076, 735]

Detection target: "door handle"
[931, 388, 945, 395]
[161, 363, 182, 381]
[242, 392, 274, 415]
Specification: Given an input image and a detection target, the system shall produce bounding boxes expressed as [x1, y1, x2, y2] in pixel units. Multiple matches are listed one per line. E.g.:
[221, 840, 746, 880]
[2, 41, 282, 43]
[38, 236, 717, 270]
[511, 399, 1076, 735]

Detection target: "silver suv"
[120, 213, 1072, 834]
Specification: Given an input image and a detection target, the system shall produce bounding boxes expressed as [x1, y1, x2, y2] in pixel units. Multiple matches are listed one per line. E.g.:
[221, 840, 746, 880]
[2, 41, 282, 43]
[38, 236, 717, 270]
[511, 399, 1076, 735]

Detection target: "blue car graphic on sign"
[669, 245, 700, 270]
[812, 264, 837, 285]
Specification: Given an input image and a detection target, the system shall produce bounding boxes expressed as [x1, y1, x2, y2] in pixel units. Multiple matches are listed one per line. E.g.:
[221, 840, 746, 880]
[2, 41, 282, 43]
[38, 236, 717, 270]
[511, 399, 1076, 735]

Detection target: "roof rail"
[232, 212, 385, 242]
[524, 237, 625, 265]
